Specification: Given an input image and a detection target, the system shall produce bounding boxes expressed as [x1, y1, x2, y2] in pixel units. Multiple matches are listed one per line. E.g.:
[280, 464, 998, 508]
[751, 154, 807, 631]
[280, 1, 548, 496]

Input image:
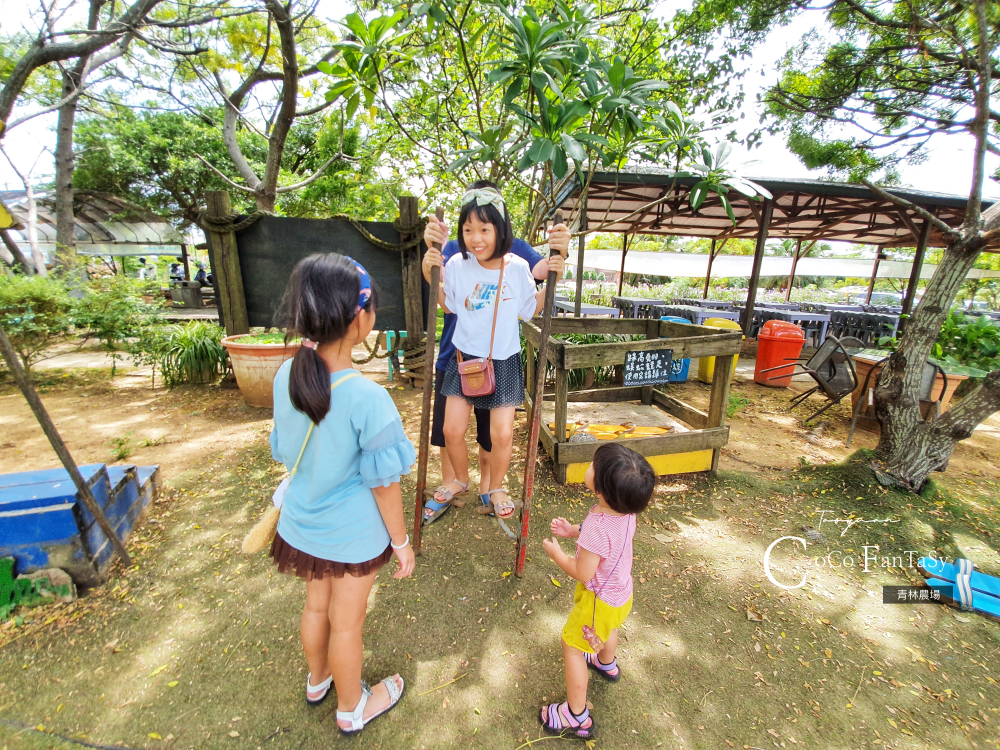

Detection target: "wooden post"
[412, 207, 445, 555]
[901, 220, 930, 320]
[398, 196, 423, 344]
[741, 199, 773, 337]
[617, 233, 629, 297]
[641, 318, 659, 405]
[516, 212, 565, 577]
[865, 248, 885, 304]
[204, 191, 249, 336]
[181, 243, 191, 281]
[554, 368, 569, 442]
[574, 195, 587, 316]
[706, 353, 735, 473]
[0, 326, 133, 567]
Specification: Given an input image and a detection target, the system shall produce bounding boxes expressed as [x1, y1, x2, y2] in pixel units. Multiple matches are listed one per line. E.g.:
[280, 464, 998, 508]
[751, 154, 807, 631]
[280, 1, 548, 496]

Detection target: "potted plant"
[221, 330, 300, 408]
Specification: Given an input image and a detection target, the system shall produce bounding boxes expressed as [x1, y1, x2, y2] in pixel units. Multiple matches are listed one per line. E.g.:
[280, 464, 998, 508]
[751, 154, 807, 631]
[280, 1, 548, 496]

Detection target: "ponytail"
[275, 254, 378, 424]
[289, 345, 331, 425]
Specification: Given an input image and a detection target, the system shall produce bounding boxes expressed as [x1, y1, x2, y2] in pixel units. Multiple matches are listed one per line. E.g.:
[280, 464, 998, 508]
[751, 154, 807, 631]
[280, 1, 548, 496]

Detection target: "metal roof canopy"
[553, 167, 999, 330]
[552, 167, 999, 250]
[1, 190, 184, 256]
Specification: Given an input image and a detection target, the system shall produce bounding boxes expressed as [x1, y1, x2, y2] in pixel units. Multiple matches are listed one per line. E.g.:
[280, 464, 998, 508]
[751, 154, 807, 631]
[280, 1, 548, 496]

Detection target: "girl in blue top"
[269, 253, 416, 736]
[423, 186, 568, 519]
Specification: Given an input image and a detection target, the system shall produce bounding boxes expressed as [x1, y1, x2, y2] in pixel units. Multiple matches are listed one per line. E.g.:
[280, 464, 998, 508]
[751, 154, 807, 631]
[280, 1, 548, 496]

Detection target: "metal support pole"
[865, 248, 885, 304]
[741, 199, 773, 337]
[516, 212, 564, 577]
[703, 238, 716, 299]
[617, 233, 629, 298]
[412, 207, 444, 555]
[901, 221, 931, 318]
[785, 239, 802, 302]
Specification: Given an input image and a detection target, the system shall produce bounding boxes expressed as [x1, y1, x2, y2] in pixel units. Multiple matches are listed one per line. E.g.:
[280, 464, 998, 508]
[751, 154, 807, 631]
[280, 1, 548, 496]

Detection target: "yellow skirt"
[561, 581, 632, 654]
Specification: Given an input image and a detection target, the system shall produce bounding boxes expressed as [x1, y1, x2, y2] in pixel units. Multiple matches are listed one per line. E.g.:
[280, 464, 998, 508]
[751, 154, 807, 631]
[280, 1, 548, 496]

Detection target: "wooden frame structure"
[553, 169, 999, 334]
[521, 317, 741, 484]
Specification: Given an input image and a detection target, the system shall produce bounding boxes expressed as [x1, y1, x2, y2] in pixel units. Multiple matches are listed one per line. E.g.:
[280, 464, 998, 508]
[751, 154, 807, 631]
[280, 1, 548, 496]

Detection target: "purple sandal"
[585, 652, 621, 683]
[540, 702, 594, 739]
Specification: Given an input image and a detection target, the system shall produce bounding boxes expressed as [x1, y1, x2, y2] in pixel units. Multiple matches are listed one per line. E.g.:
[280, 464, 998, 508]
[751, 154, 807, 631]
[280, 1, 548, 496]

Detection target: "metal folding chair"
[758, 335, 861, 424]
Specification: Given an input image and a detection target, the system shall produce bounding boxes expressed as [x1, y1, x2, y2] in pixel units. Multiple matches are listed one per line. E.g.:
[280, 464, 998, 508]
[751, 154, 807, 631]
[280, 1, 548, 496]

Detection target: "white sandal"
[306, 672, 332, 706]
[337, 676, 405, 736]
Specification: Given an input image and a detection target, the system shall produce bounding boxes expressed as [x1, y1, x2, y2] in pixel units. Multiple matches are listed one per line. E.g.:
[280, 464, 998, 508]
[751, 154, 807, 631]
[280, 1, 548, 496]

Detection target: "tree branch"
[194, 154, 258, 194]
[862, 179, 958, 240]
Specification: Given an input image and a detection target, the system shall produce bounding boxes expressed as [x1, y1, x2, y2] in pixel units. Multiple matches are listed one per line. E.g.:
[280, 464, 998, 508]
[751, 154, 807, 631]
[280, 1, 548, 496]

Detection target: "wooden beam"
[542, 386, 645, 402]
[902, 220, 931, 319]
[706, 354, 735, 472]
[554, 368, 569, 445]
[740, 198, 773, 337]
[651, 390, 708, 429]
[556, 426, 730, 464]
[398, 196, 423, 342]
[204, 191, 249, 336]
[562, 332, 742, 369]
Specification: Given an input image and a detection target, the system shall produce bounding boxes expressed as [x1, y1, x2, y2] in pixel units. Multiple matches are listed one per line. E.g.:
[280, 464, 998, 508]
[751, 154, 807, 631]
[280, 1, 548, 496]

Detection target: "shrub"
[934, 312, 1000, 373]
[73, 277, 162, 375]
[157, 321, 228, 387]
[0, 275, 73, 373]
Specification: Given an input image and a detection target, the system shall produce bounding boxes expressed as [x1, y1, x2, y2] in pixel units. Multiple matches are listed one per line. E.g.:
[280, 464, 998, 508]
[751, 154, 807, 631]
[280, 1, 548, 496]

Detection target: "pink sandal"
[540, 701, 594, 739]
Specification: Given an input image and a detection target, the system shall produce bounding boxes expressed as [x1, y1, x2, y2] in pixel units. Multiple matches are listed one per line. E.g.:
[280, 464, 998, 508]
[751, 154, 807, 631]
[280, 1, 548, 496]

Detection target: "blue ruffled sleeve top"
[269, 362, 416, 564]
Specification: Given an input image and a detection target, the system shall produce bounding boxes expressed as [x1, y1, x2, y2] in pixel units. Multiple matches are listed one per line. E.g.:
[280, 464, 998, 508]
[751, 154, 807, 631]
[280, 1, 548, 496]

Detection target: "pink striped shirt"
[576, 506, 636, 607]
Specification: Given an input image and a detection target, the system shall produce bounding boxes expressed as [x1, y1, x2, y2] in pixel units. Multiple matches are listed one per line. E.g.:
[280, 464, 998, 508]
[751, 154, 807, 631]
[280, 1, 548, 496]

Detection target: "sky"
[2, 0, 998, 202]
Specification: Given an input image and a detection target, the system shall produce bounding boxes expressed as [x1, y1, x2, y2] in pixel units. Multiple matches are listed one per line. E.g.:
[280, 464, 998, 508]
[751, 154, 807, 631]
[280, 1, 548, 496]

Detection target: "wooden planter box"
[850, 356, 969, 429]
[522, 317, 741, 484]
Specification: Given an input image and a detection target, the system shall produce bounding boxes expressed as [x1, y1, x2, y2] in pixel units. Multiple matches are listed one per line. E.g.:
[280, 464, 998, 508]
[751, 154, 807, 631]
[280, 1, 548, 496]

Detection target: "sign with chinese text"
[623, 349, 674, 387]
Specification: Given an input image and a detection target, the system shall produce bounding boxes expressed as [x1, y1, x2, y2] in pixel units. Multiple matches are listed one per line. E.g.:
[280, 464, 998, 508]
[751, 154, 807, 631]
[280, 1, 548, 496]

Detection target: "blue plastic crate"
[660, 316, 692, 382]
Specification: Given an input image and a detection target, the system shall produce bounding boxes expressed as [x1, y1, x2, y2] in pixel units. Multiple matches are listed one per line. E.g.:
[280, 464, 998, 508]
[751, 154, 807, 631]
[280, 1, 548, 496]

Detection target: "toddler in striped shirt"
[541, 442, 656, 739]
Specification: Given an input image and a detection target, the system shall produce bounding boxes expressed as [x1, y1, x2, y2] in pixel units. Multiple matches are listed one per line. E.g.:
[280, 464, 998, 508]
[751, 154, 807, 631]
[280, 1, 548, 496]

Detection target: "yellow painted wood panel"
[565, 450, 713, 483]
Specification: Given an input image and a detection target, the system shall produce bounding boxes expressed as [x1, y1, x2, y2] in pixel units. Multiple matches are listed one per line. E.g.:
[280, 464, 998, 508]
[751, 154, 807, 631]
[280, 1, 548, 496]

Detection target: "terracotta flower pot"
[221, 335, 300, 408]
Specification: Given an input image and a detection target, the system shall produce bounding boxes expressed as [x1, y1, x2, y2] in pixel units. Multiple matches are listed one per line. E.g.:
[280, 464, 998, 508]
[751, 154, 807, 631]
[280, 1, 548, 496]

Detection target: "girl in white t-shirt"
[423, 183, 567, 519]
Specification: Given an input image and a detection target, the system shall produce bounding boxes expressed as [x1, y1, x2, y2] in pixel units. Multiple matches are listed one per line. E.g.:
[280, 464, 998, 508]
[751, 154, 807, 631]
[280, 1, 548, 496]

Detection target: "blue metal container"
[660, 316, 692, 382]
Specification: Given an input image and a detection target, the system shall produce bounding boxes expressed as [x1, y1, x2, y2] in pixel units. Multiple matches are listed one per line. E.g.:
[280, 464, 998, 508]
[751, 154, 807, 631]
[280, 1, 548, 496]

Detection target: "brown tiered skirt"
[270, 532, 393, 581]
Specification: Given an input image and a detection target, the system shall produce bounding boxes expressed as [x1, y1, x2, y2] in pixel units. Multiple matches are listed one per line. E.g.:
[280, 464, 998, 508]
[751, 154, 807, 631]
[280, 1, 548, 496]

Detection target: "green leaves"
[319, 12, 408, 120]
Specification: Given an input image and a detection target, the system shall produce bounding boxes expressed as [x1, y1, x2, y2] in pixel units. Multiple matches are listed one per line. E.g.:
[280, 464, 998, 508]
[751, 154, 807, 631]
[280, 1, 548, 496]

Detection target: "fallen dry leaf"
[746, 609, 763, 622]
[550, 576, 562, 588]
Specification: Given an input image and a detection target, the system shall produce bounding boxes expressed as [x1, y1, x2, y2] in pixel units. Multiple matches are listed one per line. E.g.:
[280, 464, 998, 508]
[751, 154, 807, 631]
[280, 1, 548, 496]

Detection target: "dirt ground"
[1, 351, 999, 750]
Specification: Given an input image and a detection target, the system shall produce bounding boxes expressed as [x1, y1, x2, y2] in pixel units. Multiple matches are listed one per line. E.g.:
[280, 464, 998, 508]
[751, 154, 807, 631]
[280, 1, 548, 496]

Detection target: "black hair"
[591, 443, 656, 515]
[276, 253, 378, 425]
[456, 179, 513, 261]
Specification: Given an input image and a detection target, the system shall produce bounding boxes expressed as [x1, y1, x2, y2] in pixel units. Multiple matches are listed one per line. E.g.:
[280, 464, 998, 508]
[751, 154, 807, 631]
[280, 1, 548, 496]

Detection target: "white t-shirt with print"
[443, 252, 537, 360]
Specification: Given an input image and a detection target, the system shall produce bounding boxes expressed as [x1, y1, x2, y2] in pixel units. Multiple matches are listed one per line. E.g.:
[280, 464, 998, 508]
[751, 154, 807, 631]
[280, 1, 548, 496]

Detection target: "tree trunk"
[54, 70, 81, 266]
[25, 180, 47, 276]
[872, 232, 995, 491]
[0, 228, 35, 274]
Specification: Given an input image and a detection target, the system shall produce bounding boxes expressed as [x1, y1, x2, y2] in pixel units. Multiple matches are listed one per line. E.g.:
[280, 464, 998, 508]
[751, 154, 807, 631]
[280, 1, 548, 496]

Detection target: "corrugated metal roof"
[554, 169, 1000, 251]
[3, 190, 183, 247]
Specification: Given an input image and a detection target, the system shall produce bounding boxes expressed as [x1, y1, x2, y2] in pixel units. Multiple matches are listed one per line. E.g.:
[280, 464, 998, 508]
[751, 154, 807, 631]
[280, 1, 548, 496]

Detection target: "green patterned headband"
[460, 187, 506, 216]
